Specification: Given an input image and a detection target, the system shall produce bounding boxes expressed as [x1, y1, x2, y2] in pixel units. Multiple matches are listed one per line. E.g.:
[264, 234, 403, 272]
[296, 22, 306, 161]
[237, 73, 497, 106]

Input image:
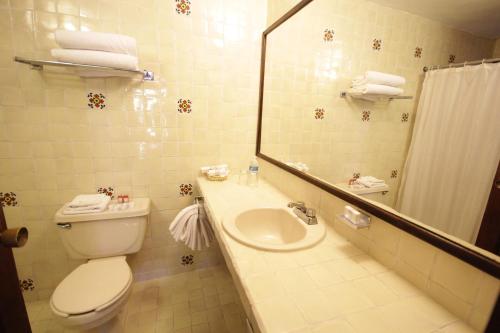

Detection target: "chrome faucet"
[287, 201, 318, 225]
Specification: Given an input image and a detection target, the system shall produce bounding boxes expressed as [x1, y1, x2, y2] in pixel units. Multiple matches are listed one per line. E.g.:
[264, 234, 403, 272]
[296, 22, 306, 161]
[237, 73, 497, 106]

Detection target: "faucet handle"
[306, 208, 316, 218]
[288, 201, 305, 208]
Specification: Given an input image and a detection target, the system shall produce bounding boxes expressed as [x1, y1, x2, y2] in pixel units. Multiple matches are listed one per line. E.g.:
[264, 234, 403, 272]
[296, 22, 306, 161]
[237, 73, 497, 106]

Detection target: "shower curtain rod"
[423, 57, 500, 72]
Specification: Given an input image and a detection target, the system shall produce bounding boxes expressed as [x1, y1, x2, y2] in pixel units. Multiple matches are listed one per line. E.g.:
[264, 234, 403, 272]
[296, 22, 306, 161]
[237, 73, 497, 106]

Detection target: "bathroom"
[0, 0, 499, 332]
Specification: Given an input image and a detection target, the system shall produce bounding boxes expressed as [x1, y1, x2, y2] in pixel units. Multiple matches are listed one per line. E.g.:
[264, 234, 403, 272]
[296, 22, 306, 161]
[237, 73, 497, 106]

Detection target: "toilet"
[50, 198, 150, 330]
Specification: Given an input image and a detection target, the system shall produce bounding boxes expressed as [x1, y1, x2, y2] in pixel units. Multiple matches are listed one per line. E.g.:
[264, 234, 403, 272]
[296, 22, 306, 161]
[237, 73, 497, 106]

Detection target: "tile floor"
[27, 265, 248, 333]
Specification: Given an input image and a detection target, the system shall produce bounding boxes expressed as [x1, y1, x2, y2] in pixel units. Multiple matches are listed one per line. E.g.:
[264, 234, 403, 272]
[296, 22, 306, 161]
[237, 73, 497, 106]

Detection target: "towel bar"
[14, 56, 154, 81]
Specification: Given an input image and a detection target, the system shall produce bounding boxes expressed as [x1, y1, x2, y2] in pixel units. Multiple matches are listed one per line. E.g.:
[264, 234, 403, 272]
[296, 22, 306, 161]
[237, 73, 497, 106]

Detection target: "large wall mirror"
[257, 0, 500, 276]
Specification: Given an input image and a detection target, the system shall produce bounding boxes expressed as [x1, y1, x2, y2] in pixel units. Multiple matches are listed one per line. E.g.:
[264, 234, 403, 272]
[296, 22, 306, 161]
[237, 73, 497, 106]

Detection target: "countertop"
[197, 176, 477, 333]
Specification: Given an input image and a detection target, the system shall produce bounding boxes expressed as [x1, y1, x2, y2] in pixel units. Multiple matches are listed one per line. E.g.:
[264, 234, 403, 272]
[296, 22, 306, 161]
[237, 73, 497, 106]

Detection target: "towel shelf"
[14, 56, 154, 81]
[340, 91, 413, 100]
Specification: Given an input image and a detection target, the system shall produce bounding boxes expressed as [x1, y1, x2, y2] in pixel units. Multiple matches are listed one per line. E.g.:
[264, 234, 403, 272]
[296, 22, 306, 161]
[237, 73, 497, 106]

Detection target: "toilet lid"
[51, 256, 132, 315]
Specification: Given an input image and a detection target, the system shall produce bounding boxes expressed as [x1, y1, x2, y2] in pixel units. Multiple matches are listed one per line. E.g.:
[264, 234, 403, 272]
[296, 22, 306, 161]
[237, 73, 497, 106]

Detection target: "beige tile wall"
[259, 158, 500, 331]
[261, 0, 495, 207]
[0, 0, 266, 301]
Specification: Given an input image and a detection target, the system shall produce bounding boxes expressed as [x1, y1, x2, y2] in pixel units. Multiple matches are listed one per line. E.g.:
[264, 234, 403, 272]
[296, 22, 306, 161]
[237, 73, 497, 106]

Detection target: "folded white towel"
[55, 30, 137, 56]
[356, 176, 387, 188]
[63, 201, 110, 215]
[358, 176, 384, 183]
[201, 164, 229, 177]
[350, 83, 403, 96]
[68, 194, 110, 208]
[51, 49, 139, 71]
[353, 71, 405, 87]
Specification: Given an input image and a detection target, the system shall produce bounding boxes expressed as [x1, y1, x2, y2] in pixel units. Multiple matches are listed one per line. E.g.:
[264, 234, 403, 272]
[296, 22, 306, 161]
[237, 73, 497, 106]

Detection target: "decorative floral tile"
[401, 112, 409, 122]
[179, 184, 193, 196]
[314, 108, 325, 119]
[87, 92, 106, 109]
[0, 192, 18, 207]
[361, 110, 371, 121]
[177, 99, 192, 113]
[97, 187, 114, 199]
[181, 254, 194, 265]
[323, 29, 334, 42]
[448, 54, 456, 63]
[175, 0, 191, 15]
[414, 47, 423, 58]
[372, 39, 382, 51]
[19, 279, 34, 292]
[391, 170, 398, 178]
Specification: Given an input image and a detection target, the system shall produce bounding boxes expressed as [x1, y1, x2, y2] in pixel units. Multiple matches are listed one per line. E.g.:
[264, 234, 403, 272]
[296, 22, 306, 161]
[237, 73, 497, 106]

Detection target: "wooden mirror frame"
[255, 0, 500, 279]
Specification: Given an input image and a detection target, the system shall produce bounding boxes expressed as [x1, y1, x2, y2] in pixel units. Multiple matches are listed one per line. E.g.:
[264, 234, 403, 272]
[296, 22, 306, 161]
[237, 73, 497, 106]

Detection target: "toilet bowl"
[50, 256, 132, 330]
[51, 198, 150, 329]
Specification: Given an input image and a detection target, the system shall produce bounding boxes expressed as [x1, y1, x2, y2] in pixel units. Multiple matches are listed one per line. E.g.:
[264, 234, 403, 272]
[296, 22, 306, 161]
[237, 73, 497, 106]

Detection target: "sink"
[222, 208, 326, 251]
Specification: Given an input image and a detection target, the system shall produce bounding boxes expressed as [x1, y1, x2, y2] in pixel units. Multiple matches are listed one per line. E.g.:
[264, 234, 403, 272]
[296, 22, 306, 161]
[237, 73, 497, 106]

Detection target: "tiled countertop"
[197, 176, 477, 333]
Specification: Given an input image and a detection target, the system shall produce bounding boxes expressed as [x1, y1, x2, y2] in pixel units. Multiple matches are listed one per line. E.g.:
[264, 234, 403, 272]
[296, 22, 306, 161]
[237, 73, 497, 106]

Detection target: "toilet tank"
[54, 198, 151, 259]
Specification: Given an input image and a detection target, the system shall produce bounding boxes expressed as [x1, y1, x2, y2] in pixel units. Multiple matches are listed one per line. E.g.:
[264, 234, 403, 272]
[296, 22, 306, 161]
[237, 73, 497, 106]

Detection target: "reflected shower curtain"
[397, 63, 500, 243]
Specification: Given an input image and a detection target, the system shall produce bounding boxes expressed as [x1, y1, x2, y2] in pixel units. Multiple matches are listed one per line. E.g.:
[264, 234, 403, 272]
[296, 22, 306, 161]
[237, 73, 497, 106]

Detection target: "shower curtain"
[397, 63, 500, 243]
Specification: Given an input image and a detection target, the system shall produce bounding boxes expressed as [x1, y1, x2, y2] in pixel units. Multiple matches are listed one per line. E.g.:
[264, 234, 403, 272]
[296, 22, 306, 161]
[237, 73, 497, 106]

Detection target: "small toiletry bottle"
[247, 157, 259, 187]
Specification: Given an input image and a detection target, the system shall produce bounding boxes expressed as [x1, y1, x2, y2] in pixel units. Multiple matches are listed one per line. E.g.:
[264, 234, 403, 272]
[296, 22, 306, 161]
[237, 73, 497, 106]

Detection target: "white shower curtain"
[397, 63, 500, 243]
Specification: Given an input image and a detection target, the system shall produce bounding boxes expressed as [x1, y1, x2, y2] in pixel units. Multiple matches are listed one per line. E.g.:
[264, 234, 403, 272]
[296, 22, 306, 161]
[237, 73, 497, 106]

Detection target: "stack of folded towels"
[350, 71, 405, 101]
[63, 194, 111, 215]
[51, 30, 138, 77]
[285, 161, 309, 172]
[169, 203, 214, 251]
[200, 164, 229, 178]
[355, 176, 387, 188]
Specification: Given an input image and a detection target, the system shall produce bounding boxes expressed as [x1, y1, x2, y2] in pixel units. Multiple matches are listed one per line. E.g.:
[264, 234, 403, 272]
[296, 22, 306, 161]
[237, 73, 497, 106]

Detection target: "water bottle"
[247, 157, 259, 187]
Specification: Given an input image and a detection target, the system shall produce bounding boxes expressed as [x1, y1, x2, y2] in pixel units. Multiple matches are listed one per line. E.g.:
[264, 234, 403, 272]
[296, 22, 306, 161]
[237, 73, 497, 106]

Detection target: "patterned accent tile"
[179, 183, 193, 196]
[181, 254, 194, 265]
[19, 278, 35, 292]
[0, 192, 18, 207]
[414, 47, 423, 58]
[372, 39, 382, 50]
[175, 0, 191, 15]
[97, 186, 114, 199]
[177, 99, 192, 113]
[87, 92, 106, 109]
[323, 29, 334, 42]
[401, 112, 409, 122]
[448, 54, 456, 63]
[391, 170, 398, 178]
[314, 108, 325, 119]
[361, 110, 371, 121]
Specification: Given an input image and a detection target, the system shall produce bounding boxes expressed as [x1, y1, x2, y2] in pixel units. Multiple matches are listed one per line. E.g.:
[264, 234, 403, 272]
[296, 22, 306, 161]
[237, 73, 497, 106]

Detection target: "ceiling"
[368, 0, 500, 39]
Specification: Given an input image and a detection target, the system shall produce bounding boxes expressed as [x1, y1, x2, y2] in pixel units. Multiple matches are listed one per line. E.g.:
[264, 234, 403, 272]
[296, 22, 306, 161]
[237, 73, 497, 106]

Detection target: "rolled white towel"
[353, 71, 405, 87]
[55, 30, 137, 56]
[350, 83, 403, 96]
[68, 194, 110, 208]
[51, 49, 139, 71]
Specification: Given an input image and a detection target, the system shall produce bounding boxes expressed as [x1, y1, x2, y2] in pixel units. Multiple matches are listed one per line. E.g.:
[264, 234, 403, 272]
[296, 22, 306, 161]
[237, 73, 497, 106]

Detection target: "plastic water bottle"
[247, 157, 259, 187]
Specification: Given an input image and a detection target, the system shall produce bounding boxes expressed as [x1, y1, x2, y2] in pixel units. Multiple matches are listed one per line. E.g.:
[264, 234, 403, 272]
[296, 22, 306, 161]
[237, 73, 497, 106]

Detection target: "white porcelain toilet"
[50, 198, 150, 330]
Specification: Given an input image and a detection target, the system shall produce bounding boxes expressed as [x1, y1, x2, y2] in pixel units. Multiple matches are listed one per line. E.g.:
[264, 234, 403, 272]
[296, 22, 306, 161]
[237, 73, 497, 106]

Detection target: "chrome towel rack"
[14, 56, 154, 81]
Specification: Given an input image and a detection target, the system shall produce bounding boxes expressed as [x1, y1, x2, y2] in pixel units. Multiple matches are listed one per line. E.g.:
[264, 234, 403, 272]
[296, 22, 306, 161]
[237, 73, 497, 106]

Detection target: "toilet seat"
[51, 256, 132, 316]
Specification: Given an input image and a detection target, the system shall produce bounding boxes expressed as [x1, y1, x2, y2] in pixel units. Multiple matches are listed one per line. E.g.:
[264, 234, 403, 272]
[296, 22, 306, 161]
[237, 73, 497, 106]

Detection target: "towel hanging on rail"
[169, 199, 214, 251]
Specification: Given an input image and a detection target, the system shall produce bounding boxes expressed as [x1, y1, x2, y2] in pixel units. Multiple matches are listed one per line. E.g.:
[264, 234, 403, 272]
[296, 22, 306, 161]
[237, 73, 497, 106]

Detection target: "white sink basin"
[222, 208, 326, 251]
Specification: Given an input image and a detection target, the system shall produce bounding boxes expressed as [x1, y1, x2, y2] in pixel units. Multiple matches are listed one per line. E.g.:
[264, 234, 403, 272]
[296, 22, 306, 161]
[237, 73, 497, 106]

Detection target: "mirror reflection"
[260, 0, 500, 254]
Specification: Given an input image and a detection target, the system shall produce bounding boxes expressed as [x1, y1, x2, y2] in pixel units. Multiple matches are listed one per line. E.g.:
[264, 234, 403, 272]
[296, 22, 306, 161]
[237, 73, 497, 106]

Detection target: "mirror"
[258, 0, 500, 262]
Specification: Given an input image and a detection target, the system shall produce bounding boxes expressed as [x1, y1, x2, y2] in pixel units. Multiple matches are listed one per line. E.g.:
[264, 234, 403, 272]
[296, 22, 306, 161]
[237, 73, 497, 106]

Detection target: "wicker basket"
[206, 173, 228, 181]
